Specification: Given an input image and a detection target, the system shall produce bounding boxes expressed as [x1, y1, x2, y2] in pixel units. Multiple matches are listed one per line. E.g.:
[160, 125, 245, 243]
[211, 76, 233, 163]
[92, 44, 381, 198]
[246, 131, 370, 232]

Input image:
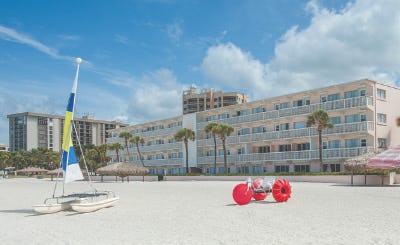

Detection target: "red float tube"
[232, 183, 253, 205]
[272, 179, 291, 202]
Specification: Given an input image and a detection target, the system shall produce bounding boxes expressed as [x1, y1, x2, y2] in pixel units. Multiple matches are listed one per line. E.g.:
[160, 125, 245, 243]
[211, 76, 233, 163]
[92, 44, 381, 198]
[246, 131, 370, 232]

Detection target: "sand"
[1, 178, 400, 245]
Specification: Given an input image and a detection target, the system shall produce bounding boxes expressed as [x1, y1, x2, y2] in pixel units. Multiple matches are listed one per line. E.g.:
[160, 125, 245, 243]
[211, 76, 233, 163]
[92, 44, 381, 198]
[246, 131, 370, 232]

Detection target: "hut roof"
[96, 162, 149, 177]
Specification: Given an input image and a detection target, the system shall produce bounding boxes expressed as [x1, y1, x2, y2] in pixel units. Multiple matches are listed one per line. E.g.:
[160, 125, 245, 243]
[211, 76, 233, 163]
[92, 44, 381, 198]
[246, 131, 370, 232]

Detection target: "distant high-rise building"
[182, 86, 248, 114]
[7, 112, 128, 152]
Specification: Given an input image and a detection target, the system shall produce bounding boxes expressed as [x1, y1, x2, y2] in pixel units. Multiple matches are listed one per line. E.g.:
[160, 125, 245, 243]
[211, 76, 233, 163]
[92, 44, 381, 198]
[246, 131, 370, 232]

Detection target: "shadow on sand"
[226, 200, 277, 206]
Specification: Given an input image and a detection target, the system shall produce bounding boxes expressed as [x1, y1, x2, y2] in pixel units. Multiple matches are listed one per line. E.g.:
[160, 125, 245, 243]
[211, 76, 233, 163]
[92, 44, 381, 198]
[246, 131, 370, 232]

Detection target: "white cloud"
[114, 34, 128, 44]
[0, 24, 74, 61]
[202, 0, 400, 100]
[166, 21, 183, 43]
[127, 69, 183, 123]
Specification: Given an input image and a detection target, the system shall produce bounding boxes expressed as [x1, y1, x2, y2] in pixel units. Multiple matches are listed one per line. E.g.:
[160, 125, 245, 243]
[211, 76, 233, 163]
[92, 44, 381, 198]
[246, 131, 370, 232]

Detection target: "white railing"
[142, 158, 182, 166]
[197, 121, 374, 147]
[197, 96, 373, 127]
[139, 142, 182, 153]
[197, 147, 371, 165]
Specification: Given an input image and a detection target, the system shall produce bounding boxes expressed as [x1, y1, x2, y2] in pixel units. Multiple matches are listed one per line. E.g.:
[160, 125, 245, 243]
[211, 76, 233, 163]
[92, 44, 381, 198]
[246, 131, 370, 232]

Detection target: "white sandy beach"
[1, 178, 400, 245]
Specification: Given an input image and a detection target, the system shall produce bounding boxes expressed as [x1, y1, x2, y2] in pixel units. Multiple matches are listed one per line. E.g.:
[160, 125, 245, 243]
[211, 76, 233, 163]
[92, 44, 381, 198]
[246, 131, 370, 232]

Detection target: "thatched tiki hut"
[96, 162, 149, 182]
[344, 150, 378, 185]
[16, 167, 48, 176]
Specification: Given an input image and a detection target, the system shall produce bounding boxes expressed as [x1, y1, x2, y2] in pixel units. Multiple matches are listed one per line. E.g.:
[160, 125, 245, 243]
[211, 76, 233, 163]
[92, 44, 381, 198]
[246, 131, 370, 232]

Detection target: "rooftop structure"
[182, 85, 248, 114]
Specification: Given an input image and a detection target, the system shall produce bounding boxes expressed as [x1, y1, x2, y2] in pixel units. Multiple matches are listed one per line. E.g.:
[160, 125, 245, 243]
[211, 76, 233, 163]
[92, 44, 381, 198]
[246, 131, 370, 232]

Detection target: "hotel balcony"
[142, 158, 182, 166]
[197, 121, 374, 147]
[197, 96, 373, 128]
[133, 142, 182, 153]
[197, 147, 371, 165]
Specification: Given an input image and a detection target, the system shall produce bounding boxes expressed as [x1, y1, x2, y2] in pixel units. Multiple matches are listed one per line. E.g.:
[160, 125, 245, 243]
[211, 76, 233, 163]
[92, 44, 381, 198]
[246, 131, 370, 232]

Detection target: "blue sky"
[1, 0, 400, 145]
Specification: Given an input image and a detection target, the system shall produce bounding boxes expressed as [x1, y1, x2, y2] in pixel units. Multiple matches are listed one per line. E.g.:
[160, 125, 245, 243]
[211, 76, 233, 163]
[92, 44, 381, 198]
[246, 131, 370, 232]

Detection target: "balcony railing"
[197, 96, 373, 128]
[197, 121, 374, 147]
[197, 147, 371, 165]
[142, 158, 182, 166]
[139, 142, 182, 153]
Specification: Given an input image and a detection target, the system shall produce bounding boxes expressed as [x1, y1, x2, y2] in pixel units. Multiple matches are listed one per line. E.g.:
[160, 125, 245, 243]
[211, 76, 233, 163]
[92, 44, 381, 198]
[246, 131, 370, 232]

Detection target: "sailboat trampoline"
[33, 58, 119, 214]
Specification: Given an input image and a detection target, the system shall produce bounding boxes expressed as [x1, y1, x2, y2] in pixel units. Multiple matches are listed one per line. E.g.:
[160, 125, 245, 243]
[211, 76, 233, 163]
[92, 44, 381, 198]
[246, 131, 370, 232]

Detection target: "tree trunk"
[185, 140, 189, 174]
[318, 130, 323, 171]
[222, 139, 227, 174]
[213, 135, 217, 175]
[136, 144, 145, 167]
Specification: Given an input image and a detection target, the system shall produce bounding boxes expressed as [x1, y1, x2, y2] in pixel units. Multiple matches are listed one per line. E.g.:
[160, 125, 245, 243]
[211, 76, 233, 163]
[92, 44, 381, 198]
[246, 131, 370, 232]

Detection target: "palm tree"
[215, 124, 234, 174]
[109, 142, 123, 162]
[204, 122, 219, 175]
[174, 128, 195, 174]
[306, 109, 333, 171]
[96, 144, 109, 168]
[119, 131, 133, 161]
[130, 136, 145, 167]
[0, 151, 10, 178]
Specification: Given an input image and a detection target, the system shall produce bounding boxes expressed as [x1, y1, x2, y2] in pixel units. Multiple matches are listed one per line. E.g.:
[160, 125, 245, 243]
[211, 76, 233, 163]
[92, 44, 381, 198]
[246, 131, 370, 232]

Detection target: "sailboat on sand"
[33, 58, 119, 214]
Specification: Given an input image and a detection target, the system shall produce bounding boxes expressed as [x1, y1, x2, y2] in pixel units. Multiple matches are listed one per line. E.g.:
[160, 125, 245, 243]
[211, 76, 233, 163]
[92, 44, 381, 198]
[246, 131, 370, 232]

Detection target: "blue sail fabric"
[61, 62, 84, 183]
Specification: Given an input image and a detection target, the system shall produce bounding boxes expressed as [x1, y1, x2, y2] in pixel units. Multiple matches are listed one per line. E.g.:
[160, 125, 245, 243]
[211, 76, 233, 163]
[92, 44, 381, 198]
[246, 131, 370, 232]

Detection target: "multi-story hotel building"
[7, 112, 128, 152]
[182, 86, 248, 114]
[108, 79, 400, 174]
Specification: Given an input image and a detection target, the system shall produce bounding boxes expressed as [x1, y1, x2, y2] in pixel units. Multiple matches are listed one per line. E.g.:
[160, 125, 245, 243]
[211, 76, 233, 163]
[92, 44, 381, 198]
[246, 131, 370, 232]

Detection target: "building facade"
[7, 112, 128, 152]
[108, 79, 400, 174]
[182, 86, 248, 114]
[0, 144, 9, 152]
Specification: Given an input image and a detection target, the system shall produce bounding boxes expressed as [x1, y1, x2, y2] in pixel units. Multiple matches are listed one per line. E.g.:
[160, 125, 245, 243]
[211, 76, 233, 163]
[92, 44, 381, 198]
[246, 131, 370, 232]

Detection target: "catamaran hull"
[70, 197, 119, 213]
[32, 201, 76, 214]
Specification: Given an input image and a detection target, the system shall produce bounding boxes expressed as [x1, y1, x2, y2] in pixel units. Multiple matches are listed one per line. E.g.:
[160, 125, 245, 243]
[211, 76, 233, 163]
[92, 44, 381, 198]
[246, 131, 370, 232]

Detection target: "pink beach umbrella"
[367, 146, 400, 169]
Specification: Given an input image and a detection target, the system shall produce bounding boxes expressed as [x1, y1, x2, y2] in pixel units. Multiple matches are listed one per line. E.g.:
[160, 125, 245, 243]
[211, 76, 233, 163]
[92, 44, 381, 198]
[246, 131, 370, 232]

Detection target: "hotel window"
[360, 139, 367, 147]
[377, 113, 387, 124]
[293, 99, 303, 107]
[360, 114, 367, 122]
[328, 140, 341, 149]
[275, 124, 280, 131]
[237, 128, 250, 135]
[280, 102, 290, 109]
[327, 93, 340, 101]
[219, 149, 230, 155]
[321, 96, 327, 103]
[279, 144, 291, 152]
[360, 89, 366, 96]
[293, 121, 306, 129]
[322, 141, 328, 149]
[237, 147, 246, 155]
[294, 165, 310, 173]
[345, 114, 360, 123]
[258, 146, 270, 153]
[274, 103, 280, 110]
[330, 116, 341, 125]
[345, 139, 360, 148]
[156, 154, 164, 160]
[296, 143, 310, 151]
[252, 126, 266, 134]
[252, 106, 265, 114]
[377, 89, 386, 99]
[378, 138, 387, 148]
[280, 123, 290, 131]
[344, 90, 359, 99]
[275, 165, 289, 173]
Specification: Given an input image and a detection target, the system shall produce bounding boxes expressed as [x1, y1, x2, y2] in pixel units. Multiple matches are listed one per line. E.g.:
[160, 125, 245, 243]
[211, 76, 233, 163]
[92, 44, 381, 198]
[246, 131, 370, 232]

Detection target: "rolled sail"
[61, 62, 84, 183]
